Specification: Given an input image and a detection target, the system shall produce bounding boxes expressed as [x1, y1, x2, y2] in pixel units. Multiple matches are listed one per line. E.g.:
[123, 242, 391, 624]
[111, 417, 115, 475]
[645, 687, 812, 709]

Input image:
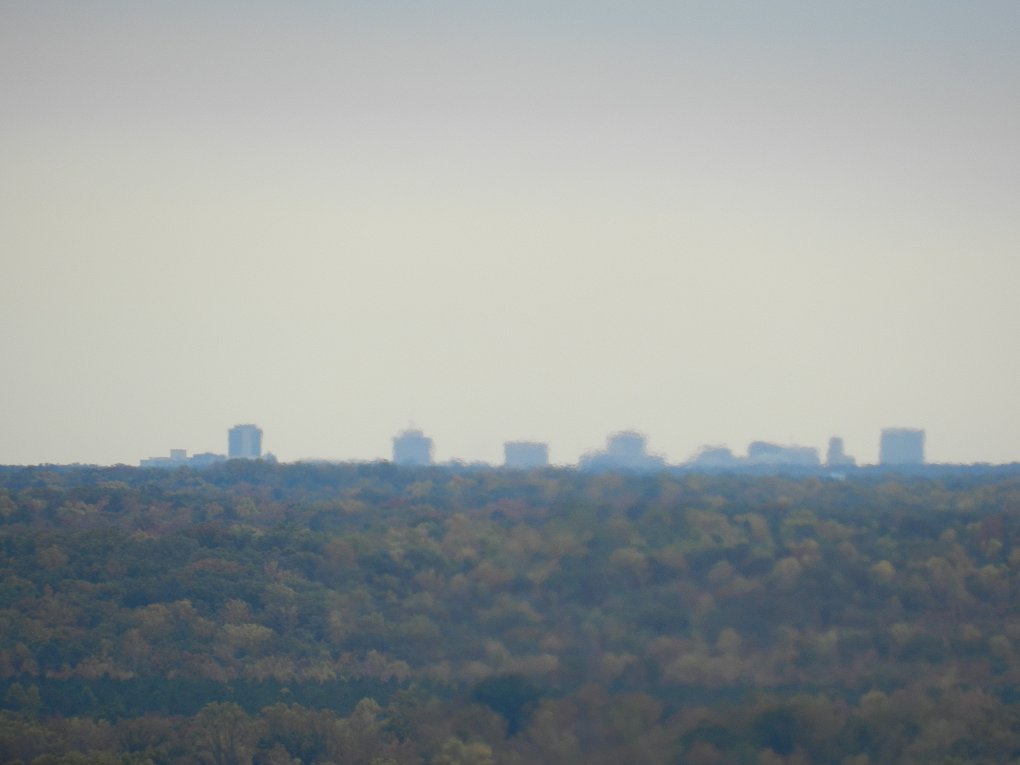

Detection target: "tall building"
[228, 424, 263, 460]
[580, 430, 666, 472]
[879, 428, 925, 465]
[826, 437, 856, 467]
[606, 431, 648, 460]
[504, 441, 549, 469]
[393, 429, 433, 466]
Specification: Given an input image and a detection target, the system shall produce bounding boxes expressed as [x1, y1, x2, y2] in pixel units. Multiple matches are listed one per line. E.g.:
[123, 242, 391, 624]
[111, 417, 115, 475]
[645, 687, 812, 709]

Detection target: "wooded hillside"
[2, 462, 1019, 764]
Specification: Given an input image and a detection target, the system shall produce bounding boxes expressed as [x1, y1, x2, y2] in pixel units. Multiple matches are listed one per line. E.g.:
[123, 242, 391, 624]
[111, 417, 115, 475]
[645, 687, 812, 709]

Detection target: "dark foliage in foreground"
[2, 462, 1020, 763]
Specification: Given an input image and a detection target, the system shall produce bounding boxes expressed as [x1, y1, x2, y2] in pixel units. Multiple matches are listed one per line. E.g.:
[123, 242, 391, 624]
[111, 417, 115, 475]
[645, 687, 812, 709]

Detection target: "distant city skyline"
[2, 2, 1017, 467]
[134, 423, 959, 470]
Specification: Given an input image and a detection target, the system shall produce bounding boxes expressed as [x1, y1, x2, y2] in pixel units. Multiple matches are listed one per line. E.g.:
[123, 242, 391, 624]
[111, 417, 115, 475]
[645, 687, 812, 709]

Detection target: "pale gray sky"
[2, 1, 1018, 466]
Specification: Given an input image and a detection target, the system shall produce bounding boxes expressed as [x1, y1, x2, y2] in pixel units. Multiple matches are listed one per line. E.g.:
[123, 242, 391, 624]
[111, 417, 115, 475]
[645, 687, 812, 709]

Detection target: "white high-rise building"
[228, 424, 263, 460]
[393, 429, 433, 466]
[879, 428, 925, 466]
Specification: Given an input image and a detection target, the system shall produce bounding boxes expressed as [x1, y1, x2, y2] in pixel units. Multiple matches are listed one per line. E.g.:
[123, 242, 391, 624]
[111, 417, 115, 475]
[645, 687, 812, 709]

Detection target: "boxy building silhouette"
[879, 428, 925, 465]
[504, 441, 549, 469]
[228, 424, 263, 460]
[393, 429, 434, 466]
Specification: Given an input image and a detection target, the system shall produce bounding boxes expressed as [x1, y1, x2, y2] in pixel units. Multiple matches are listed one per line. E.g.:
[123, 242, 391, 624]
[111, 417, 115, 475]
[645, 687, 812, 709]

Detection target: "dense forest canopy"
[2, 462, 1020, 764]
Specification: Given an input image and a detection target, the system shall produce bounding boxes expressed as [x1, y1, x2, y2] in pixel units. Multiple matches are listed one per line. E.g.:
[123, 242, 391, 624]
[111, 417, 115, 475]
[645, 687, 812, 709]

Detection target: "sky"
[1, 1, 1019, 467]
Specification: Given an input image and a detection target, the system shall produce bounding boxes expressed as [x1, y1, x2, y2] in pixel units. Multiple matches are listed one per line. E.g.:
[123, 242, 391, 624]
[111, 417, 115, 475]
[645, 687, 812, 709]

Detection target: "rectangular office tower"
[879, 428, 925, 465]
[228, 424, 263, 460]
[393, 429, 433, 466]
[504, 441, 549, 469]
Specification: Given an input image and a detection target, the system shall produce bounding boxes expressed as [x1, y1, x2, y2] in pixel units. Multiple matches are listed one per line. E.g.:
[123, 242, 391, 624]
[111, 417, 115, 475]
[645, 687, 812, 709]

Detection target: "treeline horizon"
[2, 463, 1020, 763]
[7, 457, 1020, 476]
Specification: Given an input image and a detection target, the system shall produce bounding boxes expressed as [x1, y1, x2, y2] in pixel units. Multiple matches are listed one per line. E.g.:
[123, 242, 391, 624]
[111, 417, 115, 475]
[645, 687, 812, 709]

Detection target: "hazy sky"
[2, 1, 1018, 466]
